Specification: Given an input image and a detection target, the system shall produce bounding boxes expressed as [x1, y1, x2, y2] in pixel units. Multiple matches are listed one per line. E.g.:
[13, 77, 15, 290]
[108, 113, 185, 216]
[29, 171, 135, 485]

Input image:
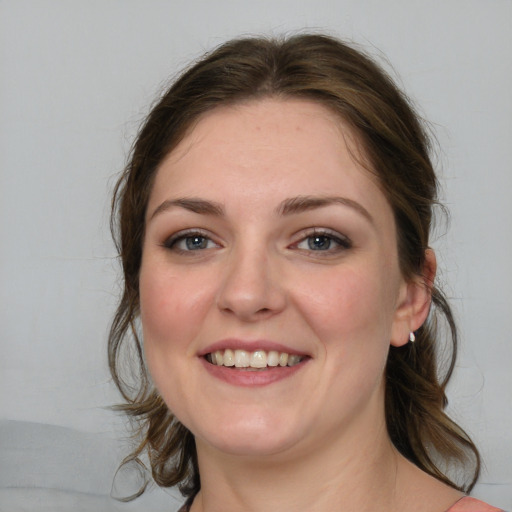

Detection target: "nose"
[216, 244, 287, 322]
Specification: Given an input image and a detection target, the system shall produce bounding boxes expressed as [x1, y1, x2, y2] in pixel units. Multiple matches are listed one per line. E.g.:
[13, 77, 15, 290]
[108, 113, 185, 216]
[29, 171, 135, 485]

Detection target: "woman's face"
[140, 99, 414, 458]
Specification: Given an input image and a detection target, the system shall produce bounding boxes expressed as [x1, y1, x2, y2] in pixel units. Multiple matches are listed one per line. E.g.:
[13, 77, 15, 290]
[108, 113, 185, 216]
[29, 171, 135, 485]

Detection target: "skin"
[139, 99, 462, 512]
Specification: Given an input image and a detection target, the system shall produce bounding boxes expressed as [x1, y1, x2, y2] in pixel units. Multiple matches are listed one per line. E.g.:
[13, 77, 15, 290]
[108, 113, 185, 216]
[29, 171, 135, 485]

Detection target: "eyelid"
[161, 227, 351, 255]
[162, 228, 220, 251]
[291, 228, 352, 252]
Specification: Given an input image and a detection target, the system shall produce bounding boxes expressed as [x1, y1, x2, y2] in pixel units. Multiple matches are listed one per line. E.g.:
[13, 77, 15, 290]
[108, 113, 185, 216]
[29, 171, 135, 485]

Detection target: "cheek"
[288, 266, 396, 431]
[140, 275, 178, 343]
[139, 265, 212, 416]
[139, 263, 213, 365]
[297, 266, 396, 343]
[296, 264, 398, 388]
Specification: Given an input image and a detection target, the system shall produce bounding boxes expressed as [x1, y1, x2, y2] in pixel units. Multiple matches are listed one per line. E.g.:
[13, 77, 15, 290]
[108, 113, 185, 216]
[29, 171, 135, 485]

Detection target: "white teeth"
[223, 348, 235, 366]
[234, 350, 250, 368]
[207, 349, 303, 369]
[250, 350, 267, 368]
[214, 350, 224, 365]
[267, 350, 280, 367]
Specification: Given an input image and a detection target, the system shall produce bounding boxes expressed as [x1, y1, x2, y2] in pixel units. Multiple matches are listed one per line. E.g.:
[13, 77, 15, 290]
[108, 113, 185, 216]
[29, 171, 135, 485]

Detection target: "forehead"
[148, 98, 388, 219]
[165, 98, 357, 167]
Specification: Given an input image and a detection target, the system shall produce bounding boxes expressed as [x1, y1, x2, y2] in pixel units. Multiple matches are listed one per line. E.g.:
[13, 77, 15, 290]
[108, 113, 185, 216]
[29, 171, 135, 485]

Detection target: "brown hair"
[109, 33, 480, 500]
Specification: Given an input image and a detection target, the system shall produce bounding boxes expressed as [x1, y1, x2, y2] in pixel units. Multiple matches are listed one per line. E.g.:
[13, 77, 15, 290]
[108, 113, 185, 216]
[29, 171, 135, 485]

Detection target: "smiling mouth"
[205, 349, 305, 370]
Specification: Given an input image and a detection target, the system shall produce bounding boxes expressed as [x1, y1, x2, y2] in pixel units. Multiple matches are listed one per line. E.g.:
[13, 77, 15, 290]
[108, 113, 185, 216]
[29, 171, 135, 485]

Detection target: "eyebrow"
[149, 195, 373, 224]
[149, 197, 224, 220]
[277, 195, 374, 224]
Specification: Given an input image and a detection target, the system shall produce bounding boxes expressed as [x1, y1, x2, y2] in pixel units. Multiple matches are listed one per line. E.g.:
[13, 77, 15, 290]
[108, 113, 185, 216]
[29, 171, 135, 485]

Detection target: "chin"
[201, 433, 299, 458]
[192, 411, 304, 458]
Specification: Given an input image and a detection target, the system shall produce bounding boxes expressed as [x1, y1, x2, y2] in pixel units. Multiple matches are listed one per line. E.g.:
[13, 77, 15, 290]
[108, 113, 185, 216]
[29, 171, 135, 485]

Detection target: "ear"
[390, 249, 436, 347]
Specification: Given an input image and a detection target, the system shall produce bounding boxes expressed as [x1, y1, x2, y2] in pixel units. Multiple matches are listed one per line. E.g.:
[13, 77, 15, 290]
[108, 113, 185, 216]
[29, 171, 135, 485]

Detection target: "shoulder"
[447, 497, 506, 512]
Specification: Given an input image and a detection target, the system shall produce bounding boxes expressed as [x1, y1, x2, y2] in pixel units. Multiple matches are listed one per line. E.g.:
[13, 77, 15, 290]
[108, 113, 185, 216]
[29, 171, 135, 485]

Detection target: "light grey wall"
[1, 0, 510, 509]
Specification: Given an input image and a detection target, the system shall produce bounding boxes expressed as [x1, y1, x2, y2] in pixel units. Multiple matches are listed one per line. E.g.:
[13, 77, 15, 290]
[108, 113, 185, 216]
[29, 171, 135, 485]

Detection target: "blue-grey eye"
[308, 235, 333, 251]
[295, 230, 351, 253]
[185, 235, 209, 250]
[164, 232, 218, 252]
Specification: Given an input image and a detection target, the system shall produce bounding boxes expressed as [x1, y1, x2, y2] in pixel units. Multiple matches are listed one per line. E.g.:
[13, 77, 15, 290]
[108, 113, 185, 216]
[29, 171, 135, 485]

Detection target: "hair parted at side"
[109, 33, 480, 500]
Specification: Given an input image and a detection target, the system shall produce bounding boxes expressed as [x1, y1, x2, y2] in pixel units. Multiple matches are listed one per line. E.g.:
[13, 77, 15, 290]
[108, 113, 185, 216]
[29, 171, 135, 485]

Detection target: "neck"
[190, 413, 403, 512]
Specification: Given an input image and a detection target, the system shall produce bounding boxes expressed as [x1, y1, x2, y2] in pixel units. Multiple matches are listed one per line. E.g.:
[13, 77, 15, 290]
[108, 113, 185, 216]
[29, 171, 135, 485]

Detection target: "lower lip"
[200, 358, 307, 387]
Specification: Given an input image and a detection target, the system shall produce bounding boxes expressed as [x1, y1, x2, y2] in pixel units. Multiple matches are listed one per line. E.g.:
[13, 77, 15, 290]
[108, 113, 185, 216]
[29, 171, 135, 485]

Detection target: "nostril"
[216, 265, 287, 320]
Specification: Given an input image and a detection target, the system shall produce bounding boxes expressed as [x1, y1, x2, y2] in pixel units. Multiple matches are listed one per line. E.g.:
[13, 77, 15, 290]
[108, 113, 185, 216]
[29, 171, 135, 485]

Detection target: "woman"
[109, 34, 503, 511]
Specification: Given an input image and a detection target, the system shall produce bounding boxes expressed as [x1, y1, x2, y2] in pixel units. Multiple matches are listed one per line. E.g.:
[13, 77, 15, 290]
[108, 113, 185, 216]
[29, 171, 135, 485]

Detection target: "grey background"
[1, 0, 511, 510]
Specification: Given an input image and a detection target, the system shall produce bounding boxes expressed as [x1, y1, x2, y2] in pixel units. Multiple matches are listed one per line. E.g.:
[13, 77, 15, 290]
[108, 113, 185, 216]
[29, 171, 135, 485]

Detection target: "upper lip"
[198, 338, 309, 357]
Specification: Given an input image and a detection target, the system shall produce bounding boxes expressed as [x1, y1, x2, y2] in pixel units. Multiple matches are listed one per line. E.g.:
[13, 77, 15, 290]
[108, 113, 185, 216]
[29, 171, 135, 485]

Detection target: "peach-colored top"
[447, 497, 504, 512]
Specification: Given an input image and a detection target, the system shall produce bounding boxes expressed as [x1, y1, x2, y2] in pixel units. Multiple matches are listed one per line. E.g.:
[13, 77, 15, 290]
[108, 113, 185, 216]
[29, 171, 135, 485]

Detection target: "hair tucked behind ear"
[109, 33, 480, 501]
[386, 289, 480, 491]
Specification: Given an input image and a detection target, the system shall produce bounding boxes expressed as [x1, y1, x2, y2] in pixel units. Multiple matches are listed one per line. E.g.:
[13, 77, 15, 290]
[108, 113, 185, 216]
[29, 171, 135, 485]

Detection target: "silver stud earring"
[409, 332, 416, 343]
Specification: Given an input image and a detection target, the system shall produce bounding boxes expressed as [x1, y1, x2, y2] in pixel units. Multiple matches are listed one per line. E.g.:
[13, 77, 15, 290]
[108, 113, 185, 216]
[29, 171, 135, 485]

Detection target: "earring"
[409, 332, 416, 343]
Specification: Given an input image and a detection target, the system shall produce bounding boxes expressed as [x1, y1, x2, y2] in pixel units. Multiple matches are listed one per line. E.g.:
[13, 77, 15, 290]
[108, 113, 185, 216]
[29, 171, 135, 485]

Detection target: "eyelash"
[162, 228, 352, 256]
[292, 229, 352, 254]
[162, 229, 219, 254]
